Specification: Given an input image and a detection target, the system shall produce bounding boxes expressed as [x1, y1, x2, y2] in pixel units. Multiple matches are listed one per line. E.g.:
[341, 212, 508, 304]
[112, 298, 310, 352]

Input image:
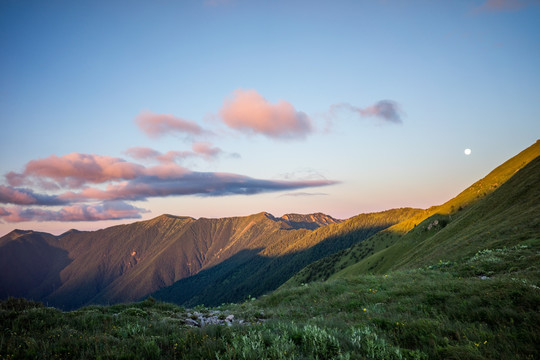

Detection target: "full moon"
[464, 148, 472, 155]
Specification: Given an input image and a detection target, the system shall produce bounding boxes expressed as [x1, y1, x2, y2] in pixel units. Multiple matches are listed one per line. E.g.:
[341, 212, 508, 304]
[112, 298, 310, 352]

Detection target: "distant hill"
[0, 210, 417, 309]
[286, 140, 540, 286]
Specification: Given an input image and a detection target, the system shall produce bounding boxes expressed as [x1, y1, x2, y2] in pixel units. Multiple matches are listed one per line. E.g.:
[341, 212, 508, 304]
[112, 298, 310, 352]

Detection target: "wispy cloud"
[124, 147, 162, 161]
[192, 142, 223, 160]
[125, 142, 225, 164]
[472, 0, 539, 12]
[331, 100, 403, 124]
[220, 89, 313, 140]
[136, 111, 211, 139]
[204, 0, 234, 6]
[278, 192, 329, 197]
[280, 168, 329, 181]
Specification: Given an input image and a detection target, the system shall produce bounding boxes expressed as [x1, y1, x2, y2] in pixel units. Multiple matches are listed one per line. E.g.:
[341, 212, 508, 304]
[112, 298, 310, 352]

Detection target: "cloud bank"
[220, 89, 313, 139]
[0, 152, 337, 223]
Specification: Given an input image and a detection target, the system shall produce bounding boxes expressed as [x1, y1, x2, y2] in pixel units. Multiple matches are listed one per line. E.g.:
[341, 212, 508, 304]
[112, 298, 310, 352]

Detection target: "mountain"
[280, 212, 342, 230]
[151, 208, 420, 306]
[0, 210, 417, 309]
[286, 139, 540, 286]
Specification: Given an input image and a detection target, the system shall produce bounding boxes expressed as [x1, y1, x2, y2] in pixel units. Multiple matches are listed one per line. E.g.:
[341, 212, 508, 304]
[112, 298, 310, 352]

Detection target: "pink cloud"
[136, 111, 209, 138]
[144, 163, 191, 179]
[156, 151, 187, 163]
[0, 201, 148, 223]
[10, 153, 145, 188]
[192, 142, 223, 159]
[125, 147, 190, 163]
[126, 144, 224, 164]
[473, 0, 537, 12]
[124, 147, 162, 160]
[5, 172, 24, 186]
[220, 89, 312, 139]
[0, 185, 38, 205]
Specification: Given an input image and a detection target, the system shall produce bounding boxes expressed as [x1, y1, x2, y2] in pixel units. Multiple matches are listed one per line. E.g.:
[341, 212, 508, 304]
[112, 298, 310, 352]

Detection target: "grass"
[2, 237, 538, 359]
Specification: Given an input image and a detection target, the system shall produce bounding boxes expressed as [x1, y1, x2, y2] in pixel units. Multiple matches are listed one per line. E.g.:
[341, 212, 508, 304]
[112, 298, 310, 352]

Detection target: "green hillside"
[334, 145, 540, 278]
[287, 140, 540, 286]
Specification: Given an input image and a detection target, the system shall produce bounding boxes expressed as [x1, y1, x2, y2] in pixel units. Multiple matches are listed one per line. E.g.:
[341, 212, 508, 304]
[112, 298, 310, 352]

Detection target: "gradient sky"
[1, 0, 539, 236]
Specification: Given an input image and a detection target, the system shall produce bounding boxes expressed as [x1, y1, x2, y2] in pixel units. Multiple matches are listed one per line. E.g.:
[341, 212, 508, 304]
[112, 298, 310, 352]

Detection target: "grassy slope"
[334, 148, 540, 278]
[287, 140, 540, 286]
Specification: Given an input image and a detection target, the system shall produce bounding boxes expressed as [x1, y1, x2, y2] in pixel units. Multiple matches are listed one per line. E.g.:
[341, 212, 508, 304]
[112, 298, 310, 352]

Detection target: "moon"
[464, 148, 472, 155]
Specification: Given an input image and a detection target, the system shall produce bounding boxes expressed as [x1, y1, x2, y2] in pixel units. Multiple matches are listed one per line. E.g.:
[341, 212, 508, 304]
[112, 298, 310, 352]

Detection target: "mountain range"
[1, 140, 539, 311]
[0, 208, 419, 309]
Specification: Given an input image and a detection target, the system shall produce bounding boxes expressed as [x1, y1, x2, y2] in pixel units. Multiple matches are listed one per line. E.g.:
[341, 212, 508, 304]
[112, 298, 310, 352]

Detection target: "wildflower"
[484, 340, 487, 345]
[363, 308, 367, 312]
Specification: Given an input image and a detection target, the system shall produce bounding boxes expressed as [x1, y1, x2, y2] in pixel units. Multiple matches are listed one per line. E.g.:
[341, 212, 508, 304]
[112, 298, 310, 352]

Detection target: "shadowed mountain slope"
[152, 208, 420, 306]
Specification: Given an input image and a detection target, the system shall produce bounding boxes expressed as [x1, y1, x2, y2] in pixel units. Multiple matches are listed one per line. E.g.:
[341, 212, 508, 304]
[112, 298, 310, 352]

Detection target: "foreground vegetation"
[2, 237, 538, 359]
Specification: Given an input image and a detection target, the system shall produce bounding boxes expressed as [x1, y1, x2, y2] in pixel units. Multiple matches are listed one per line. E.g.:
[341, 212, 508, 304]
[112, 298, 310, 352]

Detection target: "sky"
[1, 0, 539, 236]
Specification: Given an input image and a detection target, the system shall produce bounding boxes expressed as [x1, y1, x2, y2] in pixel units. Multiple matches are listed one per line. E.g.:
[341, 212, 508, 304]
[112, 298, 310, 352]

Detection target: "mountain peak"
[280, 213, 342, 230]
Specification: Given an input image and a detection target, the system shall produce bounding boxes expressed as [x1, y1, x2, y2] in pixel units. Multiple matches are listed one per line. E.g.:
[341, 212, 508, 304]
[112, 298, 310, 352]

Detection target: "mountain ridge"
[0, 210, 409, 309]
[286, 139, 540, 286]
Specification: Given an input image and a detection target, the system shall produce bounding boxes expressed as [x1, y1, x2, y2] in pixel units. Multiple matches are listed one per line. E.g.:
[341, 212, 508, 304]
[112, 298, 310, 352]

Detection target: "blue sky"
[1, 0, 539, 235]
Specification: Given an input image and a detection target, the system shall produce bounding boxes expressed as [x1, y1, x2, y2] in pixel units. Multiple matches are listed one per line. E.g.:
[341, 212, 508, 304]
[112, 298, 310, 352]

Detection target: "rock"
[185, 318, 199, 327]
[225, 314, 234, 322]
